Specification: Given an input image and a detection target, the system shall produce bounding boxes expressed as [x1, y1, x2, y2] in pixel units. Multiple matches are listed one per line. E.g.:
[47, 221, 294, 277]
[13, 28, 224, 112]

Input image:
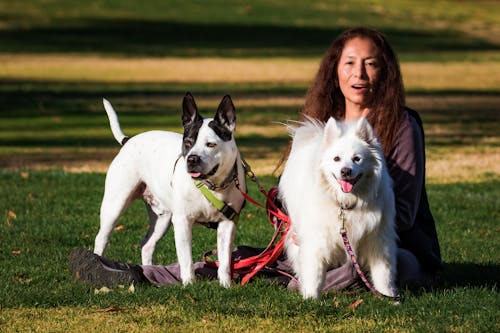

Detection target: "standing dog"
[279, 117, 397, 299]
[93, 92, 246, 288]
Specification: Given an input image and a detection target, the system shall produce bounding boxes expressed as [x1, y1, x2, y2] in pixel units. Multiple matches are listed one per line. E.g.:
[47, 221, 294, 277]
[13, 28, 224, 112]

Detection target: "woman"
[286, 27, 441, 288]
[69, 27, 441, 292]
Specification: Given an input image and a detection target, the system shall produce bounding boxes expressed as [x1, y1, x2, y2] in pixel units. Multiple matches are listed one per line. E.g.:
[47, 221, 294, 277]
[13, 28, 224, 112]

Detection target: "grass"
[2, 55, 499, 92]
[0, 0, 498, 58]
[0, 171, 499, 332]
[1, 0, 499, 331]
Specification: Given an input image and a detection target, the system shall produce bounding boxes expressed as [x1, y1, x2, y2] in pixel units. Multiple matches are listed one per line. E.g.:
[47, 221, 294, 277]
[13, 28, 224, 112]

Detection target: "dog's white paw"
[300, 286, 320, 299]
[301, 291, 320, 300]
[379, 287, 398, 298]
[181, 277, 195, 286]
[181, 269, 195, 286]
[218, 272, 231, 288]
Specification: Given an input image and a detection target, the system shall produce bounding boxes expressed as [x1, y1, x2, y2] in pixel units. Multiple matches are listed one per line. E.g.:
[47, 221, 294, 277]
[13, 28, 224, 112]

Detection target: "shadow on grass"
[439, 262, 499, 289]
[2, 91, 498, 151]
[1, 19, 497, 57]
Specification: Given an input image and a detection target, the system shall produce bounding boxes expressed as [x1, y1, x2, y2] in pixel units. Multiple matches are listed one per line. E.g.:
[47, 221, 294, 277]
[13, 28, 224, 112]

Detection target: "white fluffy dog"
[279, 117, 397, 299]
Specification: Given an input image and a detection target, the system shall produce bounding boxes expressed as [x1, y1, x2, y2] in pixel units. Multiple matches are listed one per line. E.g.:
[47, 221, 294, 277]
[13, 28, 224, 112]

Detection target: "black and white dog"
[93, 93, 246, 287]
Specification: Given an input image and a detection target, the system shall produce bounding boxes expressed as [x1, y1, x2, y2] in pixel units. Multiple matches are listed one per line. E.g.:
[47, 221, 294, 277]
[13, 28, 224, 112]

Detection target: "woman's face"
[337, 37, 380, 112]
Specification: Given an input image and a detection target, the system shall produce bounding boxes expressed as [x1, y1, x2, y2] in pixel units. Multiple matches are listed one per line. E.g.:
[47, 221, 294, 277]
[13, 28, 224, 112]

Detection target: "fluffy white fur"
[279, 117, 397, 299]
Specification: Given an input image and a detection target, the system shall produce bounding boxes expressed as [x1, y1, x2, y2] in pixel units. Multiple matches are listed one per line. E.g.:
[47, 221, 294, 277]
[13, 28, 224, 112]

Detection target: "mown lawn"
[1, 0, 499, 332]
[1, 171, 499, 332]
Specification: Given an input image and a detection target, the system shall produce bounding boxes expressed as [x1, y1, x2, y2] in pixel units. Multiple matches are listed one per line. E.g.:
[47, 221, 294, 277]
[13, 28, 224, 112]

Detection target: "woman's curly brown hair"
[302, 27, 405, 155]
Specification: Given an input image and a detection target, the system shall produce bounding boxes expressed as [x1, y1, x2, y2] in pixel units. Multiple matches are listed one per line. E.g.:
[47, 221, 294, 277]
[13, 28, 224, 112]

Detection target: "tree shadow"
[1, 19, 497, 57]
[437, 262, 499, 289]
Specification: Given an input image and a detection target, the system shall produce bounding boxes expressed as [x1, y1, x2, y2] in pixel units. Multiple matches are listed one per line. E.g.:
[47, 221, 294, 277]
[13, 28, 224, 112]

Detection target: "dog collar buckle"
[204, 180, 217, 191]
[194, 180, 240, 223]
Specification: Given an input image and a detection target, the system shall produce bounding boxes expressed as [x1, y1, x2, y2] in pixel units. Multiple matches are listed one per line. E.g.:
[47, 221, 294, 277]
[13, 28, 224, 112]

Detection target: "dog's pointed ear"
[182, 92, 202, 126]
[214, 95, 236, 132]
[322, 117, 342, 148]
[355, 117, 377, 145]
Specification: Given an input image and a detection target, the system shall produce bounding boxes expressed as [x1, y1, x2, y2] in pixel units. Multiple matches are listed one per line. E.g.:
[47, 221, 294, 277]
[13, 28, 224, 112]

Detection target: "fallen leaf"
[98, 306, 123, 313]
[11, 249, 21, 255]
[14, 274, 32, 285]
[333, 297, 340, 308]
[20, 172, 29, 179]
[184, 292, 196, 304]
[6, 210, 16, 227]
[114, 225, 125, 231]
[94, 286, 112, 294]
[349, 298, 363, 311]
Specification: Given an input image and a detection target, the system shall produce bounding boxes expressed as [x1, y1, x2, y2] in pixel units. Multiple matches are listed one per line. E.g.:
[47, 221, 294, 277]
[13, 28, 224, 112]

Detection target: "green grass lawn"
[1, 0, 499, 332]
[0, 171, 499, 332]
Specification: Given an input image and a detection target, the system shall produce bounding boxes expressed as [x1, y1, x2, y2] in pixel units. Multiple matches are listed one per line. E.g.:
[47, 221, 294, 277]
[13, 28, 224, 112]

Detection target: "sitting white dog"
[279, 117, 397, 299]
[93, 93, 246, 288]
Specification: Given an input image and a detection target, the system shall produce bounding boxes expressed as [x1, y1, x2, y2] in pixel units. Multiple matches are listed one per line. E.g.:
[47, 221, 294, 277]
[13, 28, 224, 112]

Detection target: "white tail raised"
[103, 98, 128, 145]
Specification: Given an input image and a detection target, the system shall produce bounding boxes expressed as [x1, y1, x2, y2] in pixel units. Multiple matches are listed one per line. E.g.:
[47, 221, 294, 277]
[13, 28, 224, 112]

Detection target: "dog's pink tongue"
[339, 180, 353, 193]
[190, 172, 201, 178]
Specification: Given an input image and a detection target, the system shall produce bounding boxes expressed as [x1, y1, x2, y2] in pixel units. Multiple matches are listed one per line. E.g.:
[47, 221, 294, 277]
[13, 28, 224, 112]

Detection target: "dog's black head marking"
[209, 94, 235, 142]
[182, 92, 203, 127]
[181, 93, 236, 155]
[182, 92, 204, 156]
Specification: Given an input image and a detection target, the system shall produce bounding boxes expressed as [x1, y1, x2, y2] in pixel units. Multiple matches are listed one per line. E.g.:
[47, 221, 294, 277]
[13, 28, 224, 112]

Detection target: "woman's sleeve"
[387, 114, 425, 231]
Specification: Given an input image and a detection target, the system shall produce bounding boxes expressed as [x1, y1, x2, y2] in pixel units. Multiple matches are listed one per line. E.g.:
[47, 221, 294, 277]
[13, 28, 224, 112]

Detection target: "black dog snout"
[187, 154, 200, 166]
[341, 167, 352, 178]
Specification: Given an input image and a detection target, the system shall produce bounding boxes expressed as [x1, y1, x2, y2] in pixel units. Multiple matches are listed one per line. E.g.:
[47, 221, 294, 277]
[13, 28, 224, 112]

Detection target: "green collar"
[195, 180, 239, 223]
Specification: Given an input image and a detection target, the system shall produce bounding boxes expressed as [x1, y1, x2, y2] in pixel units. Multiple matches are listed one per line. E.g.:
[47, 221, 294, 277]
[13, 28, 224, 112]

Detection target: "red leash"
[237, 187, 290, 285]
[204, 161, 291, 285]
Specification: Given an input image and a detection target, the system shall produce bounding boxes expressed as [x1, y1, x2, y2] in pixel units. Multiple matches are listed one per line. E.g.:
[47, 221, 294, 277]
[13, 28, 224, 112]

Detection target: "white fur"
[279, 117, 397, 299]
[94, 98, 246, 288]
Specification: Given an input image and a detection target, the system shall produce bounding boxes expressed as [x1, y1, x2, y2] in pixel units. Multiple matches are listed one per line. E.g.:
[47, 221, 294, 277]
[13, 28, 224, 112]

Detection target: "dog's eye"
[352, 156, 361, 163]
[333, 156, 340, 162]
[184, 140, 193, 148]
[206, 142, 217, 148]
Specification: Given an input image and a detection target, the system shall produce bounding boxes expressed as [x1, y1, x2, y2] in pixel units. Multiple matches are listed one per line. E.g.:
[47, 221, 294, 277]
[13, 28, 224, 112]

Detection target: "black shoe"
[68, 248, 148, 288]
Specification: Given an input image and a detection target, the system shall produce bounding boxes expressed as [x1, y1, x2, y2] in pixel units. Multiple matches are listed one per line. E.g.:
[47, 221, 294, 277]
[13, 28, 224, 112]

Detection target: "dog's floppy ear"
[214, 94, 236, 132]
[322, 117, 342, 148]
[182, 92, 203, 127]
[355, 117, 377, 145]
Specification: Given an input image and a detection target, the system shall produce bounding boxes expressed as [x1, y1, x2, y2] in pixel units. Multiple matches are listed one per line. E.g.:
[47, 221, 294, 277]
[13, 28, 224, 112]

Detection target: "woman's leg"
[142, 262, 217, 286]
[69, 247, 265, 287]
[285, 261, 360, 292]
[397, 248, 436, 288]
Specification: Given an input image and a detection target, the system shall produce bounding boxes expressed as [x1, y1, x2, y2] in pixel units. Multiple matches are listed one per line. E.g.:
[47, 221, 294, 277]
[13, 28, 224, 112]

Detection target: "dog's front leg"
[299, 246, 326, 299]
[172, 215, 194, 285]
[367, 249, 397, 298]
[217, 219, 236, 288]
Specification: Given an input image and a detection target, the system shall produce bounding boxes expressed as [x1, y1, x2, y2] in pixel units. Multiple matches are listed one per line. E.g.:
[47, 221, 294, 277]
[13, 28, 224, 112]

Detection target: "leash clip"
[339, 206, 346, 231]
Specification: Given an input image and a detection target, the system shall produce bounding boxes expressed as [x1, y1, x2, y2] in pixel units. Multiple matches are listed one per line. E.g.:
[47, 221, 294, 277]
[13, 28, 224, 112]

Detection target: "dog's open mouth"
[189, 164, 219, 180]
[337, 174, 362, 193]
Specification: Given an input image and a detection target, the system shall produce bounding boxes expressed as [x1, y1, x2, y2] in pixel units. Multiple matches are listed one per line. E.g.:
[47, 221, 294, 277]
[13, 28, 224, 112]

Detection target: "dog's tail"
[103, 98, 129, 145]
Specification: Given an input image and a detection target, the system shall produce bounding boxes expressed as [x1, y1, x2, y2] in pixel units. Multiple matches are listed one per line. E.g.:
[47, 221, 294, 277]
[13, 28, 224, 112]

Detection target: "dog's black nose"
[187, 154, 200, 165]
[341, 167, 352, 177]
